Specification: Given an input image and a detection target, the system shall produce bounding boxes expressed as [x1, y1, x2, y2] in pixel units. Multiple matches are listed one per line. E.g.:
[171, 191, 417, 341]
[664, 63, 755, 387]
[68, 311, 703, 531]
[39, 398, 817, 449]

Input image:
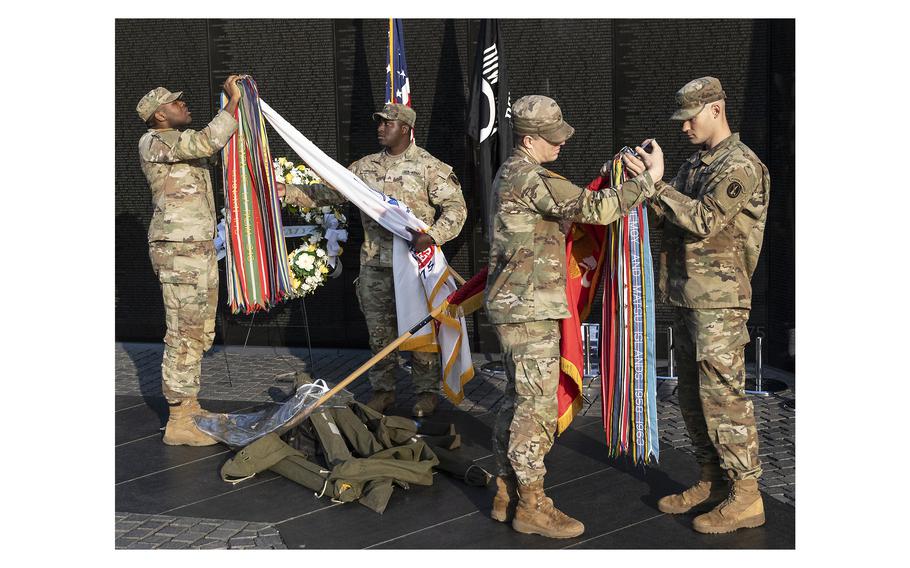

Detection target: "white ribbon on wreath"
[284, 214, 348, 269]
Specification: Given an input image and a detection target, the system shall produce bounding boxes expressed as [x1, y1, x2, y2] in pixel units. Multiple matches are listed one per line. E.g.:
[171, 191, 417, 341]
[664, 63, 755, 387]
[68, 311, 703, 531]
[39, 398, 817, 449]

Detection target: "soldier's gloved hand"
[638, 139, 664, 182]
[621, 152, 646, 177]
[407, 227, 436, 253]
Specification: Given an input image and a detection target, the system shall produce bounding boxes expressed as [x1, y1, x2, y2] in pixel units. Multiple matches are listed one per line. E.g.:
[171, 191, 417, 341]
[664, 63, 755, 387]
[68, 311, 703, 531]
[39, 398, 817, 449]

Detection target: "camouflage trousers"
[492, 320, 561, 485]
[149, 240, 218, 404]
[354, 265, 440, 394]
[674, 307, 762, 480]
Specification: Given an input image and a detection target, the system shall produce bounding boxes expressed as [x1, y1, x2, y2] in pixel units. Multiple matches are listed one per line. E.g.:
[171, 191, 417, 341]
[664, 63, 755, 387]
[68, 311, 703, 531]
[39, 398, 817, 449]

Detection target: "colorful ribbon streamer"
[220, 77, 293, 314]
[601, 153, 660, 465]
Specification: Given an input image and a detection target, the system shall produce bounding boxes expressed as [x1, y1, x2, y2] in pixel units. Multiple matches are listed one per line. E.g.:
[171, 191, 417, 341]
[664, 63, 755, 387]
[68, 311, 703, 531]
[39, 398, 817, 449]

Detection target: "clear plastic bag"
[195, 379, 354, 448]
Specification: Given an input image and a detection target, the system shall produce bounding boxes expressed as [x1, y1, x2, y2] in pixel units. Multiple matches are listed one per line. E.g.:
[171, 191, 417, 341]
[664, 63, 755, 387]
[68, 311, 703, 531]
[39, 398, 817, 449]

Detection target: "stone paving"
[115, 341, 795, 549]
[114, 512, 286, 550]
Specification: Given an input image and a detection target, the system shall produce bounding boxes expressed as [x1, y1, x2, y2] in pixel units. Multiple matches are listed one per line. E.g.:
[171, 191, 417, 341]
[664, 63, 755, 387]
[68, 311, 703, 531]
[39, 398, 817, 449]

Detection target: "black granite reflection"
[115, 395, 793, 548]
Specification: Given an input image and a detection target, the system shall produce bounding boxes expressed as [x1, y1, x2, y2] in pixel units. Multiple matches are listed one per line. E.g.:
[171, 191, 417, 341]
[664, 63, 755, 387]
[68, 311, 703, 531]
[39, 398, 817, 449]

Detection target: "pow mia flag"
[467, 19, 512, 239]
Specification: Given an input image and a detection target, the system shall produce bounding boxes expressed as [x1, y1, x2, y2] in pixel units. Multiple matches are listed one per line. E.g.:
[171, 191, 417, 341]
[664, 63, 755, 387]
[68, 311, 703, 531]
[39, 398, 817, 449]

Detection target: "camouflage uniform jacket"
[650, 133, 770, 309]
[348, 142, 467, 268]
[139, 110, 238, 243]
[485, 148, 658, 325]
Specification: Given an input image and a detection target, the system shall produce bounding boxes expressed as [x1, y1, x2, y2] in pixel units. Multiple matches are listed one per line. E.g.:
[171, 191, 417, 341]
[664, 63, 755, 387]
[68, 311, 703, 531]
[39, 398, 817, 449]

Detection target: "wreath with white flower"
[288, 243, 333, 296]
[274, 157, 348, 297]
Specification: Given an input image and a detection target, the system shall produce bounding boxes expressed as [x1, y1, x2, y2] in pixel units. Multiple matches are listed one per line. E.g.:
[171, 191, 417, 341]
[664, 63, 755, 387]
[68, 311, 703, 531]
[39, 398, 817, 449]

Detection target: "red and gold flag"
[445, 175, 609, 433]
[556, 176, 611, 433]
[443, 266, 488, 318]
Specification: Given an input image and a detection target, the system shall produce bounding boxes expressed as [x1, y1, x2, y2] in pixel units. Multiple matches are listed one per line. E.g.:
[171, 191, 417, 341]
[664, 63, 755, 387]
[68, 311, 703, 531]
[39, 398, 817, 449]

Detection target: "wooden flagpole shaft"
[276, 303, 445, 435]
[449, 267, 466, 286]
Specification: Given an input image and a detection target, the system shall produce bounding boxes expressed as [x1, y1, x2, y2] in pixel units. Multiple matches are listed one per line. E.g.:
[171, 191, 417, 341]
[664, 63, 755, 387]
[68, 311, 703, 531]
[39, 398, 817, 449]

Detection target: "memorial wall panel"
[114, 18, 794, 367]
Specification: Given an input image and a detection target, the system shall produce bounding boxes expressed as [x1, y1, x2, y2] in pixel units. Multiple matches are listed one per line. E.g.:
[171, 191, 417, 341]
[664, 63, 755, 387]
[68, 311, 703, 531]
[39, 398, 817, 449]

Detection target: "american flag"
[386, 19, 411, 107]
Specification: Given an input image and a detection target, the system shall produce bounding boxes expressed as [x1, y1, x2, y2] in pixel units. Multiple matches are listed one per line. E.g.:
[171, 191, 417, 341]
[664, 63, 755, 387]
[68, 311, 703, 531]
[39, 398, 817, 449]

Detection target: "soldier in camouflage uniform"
[484, 95, 666, 539]
[137, 76, 242, 446]
[282, 103, 466, 418]
[626, 77, 771, 534]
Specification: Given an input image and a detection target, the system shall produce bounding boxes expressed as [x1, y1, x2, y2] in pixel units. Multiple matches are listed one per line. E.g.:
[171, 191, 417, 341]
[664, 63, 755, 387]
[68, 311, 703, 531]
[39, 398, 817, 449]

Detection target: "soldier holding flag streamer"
[624, 77, 770, 534]
[485, 95, 666, 539]
[137, 75, 242, 446]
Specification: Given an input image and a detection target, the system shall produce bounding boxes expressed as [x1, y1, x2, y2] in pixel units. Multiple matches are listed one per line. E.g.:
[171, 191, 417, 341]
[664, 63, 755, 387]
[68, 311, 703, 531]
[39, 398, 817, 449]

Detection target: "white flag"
[259, 100, 475, 403]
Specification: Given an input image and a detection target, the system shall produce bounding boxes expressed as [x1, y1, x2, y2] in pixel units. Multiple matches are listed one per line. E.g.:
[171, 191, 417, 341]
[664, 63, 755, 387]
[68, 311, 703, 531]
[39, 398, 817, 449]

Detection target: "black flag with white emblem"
[467, 19, 512, 240]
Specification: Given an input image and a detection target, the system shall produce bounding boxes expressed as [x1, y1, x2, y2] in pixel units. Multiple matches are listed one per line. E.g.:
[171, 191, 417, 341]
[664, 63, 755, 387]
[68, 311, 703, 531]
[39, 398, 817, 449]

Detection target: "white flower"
[308, 235, 321, 245]
[315, 249, 326, 258]
[301, 254, 315, 271]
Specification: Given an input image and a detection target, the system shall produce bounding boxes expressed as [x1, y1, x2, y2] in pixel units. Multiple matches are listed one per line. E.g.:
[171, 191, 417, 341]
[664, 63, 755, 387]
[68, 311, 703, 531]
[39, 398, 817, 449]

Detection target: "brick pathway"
[115, 513, 286, 550]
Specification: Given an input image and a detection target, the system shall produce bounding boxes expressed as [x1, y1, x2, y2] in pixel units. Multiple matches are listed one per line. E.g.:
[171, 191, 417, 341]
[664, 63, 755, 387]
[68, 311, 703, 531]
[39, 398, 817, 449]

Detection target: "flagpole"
[449, 266, 466, 286]
[276, 303, 445, 435]
[389, 18, 394, 102]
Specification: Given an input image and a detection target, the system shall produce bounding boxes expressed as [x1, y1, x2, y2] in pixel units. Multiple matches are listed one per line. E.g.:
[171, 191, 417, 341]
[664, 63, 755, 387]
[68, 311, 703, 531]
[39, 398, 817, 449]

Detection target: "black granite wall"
[115, 19, 795, 370]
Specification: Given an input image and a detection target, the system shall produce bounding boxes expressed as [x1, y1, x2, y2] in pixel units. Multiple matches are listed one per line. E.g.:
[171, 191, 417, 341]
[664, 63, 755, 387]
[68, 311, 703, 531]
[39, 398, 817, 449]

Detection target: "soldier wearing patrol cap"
[625, 76, 771, 534]
[281, 102, 467, 418]
[137, 75, 242, 446]
[484, 95, 666, 539]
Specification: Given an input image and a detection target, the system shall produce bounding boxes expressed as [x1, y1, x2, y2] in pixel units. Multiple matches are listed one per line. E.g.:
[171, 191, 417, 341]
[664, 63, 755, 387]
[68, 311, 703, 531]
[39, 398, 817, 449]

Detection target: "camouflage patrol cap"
[671, 77, 726, 121]
[511, 95, 575, 144]
[373, 103, 416, 127]
[137, 87, 183, 122]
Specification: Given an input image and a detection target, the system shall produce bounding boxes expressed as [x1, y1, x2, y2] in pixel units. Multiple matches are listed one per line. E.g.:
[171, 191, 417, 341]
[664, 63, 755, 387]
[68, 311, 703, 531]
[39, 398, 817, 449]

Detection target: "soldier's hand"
[223, 74, 242, 100]
[407, 227, 435, 253]
[621, 152, 646, 177]
[275, 181, 286, 198]
[637, 139, 664, 182]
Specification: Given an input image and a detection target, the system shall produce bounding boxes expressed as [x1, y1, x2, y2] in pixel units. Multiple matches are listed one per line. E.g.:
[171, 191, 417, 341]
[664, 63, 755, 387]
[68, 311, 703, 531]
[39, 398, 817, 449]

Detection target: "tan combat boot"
[512, 480, 585, 539]
[366, 390, 395, 414]
[491, 475, 518, 522]
[657, 463, 729, 514]
[412, 392, 439, 417]
[181, 397, 215, 419]
[692, 478, 765, 534]
[163, 398, 218, 446]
